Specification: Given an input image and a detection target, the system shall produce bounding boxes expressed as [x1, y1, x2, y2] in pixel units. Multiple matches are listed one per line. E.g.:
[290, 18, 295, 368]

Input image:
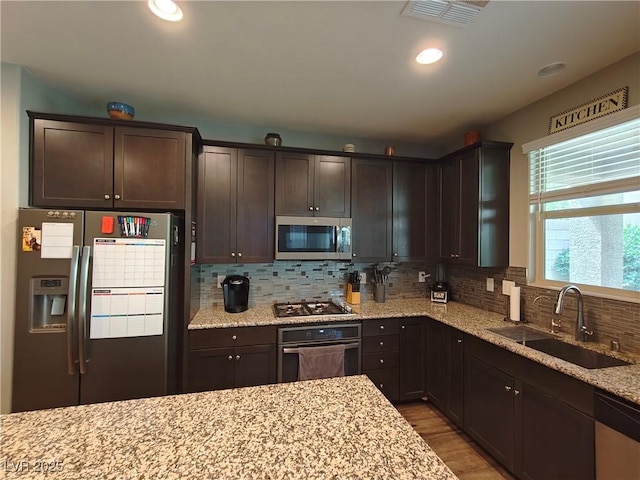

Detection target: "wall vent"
[401, 0, 490, 27]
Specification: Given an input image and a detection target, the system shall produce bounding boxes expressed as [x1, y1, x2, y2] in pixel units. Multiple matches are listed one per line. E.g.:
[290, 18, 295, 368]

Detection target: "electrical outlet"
[502, 280, 515, 296]
[418, 271, 427, 283]
[217, 274, 226, 289]
[486, 277, 494, 292]
[359, 272, 366, 284]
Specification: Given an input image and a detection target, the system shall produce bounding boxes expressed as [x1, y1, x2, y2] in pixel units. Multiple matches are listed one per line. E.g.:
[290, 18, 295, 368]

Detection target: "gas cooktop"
[272, 301, 353, 318]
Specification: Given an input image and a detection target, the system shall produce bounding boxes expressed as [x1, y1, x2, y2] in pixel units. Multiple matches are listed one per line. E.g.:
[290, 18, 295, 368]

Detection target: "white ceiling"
[2, 1, 639, 145]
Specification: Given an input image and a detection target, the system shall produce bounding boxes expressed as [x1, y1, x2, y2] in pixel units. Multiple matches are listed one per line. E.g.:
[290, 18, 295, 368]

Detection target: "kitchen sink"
[519, 338, 630, 369]
[487, 325, 630, 369]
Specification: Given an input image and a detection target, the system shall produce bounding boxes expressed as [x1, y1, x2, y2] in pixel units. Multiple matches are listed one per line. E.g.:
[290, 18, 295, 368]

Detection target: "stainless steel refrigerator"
[12, 208, 181, 412]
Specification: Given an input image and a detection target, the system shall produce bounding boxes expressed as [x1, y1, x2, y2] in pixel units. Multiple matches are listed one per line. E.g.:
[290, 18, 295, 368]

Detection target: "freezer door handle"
[78, 245, 91, 375]
[66, 245, 80, 375]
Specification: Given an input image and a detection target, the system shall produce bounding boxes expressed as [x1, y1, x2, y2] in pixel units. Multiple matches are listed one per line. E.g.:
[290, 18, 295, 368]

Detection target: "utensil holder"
[374, 284, 386, 303]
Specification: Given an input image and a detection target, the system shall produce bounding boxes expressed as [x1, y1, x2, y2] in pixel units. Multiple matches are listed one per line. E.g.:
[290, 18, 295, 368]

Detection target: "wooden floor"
[396, 401, 516, 480]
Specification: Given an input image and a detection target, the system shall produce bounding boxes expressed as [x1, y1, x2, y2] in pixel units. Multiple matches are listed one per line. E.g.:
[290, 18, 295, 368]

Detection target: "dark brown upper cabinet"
[438, 141, 512, 267]
[275, 153, 350, 218]
[30, 116, 187, 210]
[196, 146, 275, 264]
[393, 161, 439, 263]
[351, 158, 393, 262]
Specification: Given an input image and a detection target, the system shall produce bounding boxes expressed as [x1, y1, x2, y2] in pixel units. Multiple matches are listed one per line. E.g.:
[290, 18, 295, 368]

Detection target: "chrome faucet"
[554, 285, 593, 341]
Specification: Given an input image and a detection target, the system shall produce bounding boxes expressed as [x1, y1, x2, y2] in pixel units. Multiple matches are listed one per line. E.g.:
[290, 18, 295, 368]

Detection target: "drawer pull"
[231, 335, 237, 341]
[379, 384, 384, 389]
[235, 355, 241, 361]
[380, 325, 385, 330]
[379, 359, 384, 364]
[401, 325, 405, 330]
[505, 385, 512, 392]
[227, 355, 233, 361]
[379, 341, 384, 347]
[457, 339, 463, 344]
[514, 389, 520, 396]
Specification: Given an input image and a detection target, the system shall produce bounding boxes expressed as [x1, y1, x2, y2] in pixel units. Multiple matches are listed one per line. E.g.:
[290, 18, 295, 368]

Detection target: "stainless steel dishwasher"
[595, 389, 640, 480]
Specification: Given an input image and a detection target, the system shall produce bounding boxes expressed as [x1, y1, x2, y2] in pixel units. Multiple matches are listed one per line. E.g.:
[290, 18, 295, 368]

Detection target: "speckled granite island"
[0, 375, 456, 480]
[190, 299, 640, 404]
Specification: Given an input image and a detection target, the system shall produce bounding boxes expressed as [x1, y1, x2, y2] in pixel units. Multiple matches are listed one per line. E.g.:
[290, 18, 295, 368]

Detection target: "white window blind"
[529, 117, 640, 204]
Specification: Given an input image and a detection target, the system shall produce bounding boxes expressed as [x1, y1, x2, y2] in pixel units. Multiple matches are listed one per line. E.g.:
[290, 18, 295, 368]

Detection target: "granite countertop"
[190, 299, 640, 404]
[0, 376, 457, 480]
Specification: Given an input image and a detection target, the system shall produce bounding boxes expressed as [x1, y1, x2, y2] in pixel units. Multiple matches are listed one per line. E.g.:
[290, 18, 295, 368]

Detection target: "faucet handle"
[581, 325, 594, 337]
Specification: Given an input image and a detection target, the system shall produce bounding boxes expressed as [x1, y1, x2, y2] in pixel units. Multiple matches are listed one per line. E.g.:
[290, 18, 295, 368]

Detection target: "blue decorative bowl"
[107, 102, 135, 120]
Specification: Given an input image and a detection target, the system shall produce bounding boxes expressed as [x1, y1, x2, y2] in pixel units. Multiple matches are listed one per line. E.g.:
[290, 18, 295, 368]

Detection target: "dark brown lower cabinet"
[188, 326, 277, 393]
[399, 317, 426, 401]
[465, 336, 595, 480]
[362, 318, 399, 402]
[426, 319, 464, 427]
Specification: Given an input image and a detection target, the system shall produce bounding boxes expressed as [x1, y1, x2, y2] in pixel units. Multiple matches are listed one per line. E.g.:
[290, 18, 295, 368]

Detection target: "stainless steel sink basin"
[486, 325, 630, 369]
[519, 338, 630, 369]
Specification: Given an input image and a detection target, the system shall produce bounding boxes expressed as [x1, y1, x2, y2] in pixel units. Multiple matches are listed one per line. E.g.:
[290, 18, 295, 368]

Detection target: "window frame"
[523, 104, 640, 303]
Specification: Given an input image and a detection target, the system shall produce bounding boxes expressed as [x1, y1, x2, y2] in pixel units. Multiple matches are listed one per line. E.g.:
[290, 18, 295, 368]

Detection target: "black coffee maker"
[430, 263, 449, 304]
[222, 275, 250, 313]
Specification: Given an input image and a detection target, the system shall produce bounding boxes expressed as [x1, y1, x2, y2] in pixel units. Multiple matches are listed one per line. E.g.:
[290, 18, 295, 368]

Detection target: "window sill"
[527, 282, 640, 304]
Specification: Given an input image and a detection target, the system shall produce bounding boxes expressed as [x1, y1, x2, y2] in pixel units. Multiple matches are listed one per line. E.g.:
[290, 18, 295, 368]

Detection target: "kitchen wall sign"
[548, 87, 628, 134]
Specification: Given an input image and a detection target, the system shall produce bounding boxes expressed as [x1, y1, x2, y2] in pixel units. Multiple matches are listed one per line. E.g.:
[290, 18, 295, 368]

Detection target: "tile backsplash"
[195, 261, 640, 355]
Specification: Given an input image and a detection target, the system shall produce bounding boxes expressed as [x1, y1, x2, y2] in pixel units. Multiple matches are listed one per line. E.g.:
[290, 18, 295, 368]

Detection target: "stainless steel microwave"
[275, 216, 352, 260]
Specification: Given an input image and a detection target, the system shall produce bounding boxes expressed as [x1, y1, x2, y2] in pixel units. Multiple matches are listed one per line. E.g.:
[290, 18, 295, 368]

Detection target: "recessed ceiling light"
[536, 62, 567, 78]
[148, 0, 183, 22]
[416, 48, 444, 65]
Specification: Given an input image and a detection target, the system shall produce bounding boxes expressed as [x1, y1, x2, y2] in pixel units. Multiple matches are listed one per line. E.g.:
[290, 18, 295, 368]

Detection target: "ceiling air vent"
[401, 0, 490, 27]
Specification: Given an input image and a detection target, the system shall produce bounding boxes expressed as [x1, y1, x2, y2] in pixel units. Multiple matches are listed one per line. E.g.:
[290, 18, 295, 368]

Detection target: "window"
[525, 108, 640, 300]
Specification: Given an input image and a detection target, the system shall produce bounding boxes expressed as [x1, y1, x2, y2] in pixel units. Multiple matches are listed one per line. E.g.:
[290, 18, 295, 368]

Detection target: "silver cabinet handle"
[66, 246, 80, 375]
[309, 206, 314, 211]
[379, 384, 384, 389]
[379, 341, 384, 347]
[505, 385, 512, 392]
[315, 207, 319, 211]
[238, 252, 242, 257]
[352, 253, 356, 257]
[78, 246, 91, 375]
[114, 194, 121, 200]
[104, 194, 110, 200]
[394, 253, 398, 257]
[231, 252, 236, 257]
[402, 325, 406, 329]
[231, 335, 237, 341]
[380, 359, 384, 364]
[235, 355, 241, 361]
[380, 325, 384, 330]
[228, 355, 233, 361]
[457, 339, 463, 344]
[515, 389, 520, 396]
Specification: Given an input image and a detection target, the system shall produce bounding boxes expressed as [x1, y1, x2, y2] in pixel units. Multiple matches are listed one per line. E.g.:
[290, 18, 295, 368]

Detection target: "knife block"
[346, 284, 360, 305]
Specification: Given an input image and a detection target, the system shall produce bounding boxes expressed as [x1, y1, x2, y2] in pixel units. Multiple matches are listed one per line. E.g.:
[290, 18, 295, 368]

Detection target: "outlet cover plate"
[502, 280, 515, 296]
[217, 274, 225, 289]
[359, 273, 366, 284]
[486, 277, 494, 292]
[418, 271, 427, 283]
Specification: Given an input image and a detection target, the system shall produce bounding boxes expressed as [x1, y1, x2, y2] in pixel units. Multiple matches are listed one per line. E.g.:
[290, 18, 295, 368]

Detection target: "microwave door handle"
[66, 246, 80, 375]
[336, 225, 342, 253]
[78, 245, 91, 375]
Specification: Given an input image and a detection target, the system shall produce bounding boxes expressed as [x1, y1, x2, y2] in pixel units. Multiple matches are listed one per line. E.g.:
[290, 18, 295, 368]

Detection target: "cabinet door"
[196, 147, 237, 263]
[314, 155, 351, 217]
[399, 317, 426, 401]
[465, 356, 516, 471]
[458, 150, 480, 265]
[114, 127, 186, 210]
[518, 382, 595, 480]
[236, 149, 275, 263]
[31, 120, 114, 208]
[234, 345, 277, 388]
[187, 347, 235, 392]
[425, 319, 446, 410]
[446, 328, 464, 428]
[439, 159, 459, 261]
[351, 158, 393, 262]
[275, 152, 314, 216]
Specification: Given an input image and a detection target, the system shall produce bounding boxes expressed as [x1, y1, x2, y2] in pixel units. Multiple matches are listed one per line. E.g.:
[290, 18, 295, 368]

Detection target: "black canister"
[264, 133, 282, 146]
[222, 275, 250, 313]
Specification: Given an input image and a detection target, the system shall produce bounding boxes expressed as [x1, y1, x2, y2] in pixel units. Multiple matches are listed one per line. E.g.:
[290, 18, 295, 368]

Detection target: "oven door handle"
[282, 342, 360, 354]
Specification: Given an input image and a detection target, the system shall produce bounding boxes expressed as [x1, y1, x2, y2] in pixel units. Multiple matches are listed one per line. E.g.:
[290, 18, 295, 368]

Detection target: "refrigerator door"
[12, 208, 84, 412]
[78, 211, 176, 404]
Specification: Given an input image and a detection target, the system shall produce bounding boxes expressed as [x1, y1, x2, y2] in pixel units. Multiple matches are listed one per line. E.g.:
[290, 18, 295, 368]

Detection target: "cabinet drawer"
[190, 326, 277, 349]
[365, 368, 399, 402]
[363, 351, 399, 370]
[363, 335, 399, 353]
[362, 318, 399, 336]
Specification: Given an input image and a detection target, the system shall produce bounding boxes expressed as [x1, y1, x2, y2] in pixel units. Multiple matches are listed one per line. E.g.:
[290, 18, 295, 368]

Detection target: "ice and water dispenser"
[29, 277, 69, 332]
